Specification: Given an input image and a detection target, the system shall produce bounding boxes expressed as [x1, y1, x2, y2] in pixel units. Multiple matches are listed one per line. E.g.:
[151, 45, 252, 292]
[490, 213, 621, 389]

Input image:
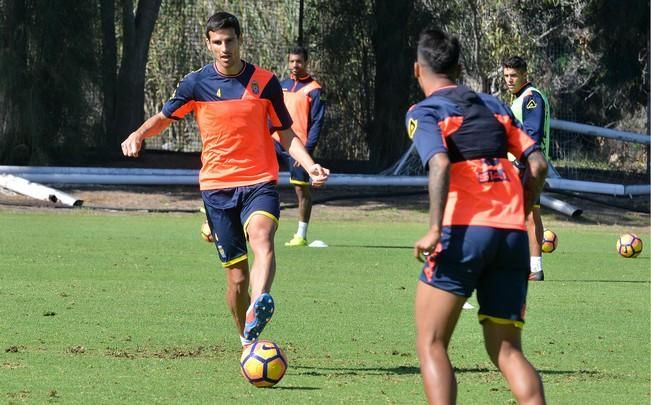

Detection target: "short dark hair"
[289, 46, 308, 61]
[205, 12, 241, 38]
[502, 56, 527, 72]
[417, 28, 460, 76]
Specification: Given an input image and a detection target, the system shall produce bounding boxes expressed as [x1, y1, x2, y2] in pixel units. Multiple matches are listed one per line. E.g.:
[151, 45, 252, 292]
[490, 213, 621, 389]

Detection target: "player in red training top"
[406, 28, 547, 404]
[273, 46, 326, 247]
[121, 12, 329, 347]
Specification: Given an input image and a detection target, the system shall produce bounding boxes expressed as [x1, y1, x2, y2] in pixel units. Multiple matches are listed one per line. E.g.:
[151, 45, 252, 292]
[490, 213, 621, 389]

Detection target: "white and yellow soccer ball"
[200, 221, 213, 243]
[616, 233, 643, 258]
[240, 340, 288, 388]
[541, 229, 558, 253]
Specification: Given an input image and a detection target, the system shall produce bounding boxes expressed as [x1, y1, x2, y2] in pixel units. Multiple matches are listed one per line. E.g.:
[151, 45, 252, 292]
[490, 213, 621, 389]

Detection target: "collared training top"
[162, 61, 292, 190]
[272, 74, 325, 152]
[406, 85, 539, 230]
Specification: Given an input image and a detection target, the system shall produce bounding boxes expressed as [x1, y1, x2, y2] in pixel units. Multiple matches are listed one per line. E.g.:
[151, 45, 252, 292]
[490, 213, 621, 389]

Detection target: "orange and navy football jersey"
[272, 75, 324, 151]
[406, 85, 539, 230]
[162, 61, 292, 190]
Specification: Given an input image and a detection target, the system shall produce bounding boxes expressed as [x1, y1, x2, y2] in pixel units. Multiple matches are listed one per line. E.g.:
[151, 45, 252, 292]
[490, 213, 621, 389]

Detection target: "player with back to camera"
[502, 56, 551, 281]
[272, 46, 326, 247]
[406, 28, 547, 404]
[121, 11, 329, 347]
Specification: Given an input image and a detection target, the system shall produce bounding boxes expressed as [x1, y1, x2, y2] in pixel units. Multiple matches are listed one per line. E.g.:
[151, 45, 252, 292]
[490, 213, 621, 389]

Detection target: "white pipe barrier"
[540, 194, 582, 217]
[1, 166, 647, 196]
[551, 119, 650, 144]
[0, 167, 587, 217]
[0, 174, 83, 206]
[544, 177, 650, 196]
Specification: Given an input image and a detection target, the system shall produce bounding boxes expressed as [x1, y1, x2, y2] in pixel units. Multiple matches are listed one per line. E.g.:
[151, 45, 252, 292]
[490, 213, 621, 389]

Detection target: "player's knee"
[226, 268, 249, 291]
[246, 218, 276, 244]
[416, 334, 447, 359]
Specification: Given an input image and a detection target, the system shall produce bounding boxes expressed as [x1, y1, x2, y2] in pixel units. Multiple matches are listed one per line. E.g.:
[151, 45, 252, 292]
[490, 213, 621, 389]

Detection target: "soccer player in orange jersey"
[407, 28, 547, 404]
[273, 46, 326, 247]
[121, 12, 329, 347]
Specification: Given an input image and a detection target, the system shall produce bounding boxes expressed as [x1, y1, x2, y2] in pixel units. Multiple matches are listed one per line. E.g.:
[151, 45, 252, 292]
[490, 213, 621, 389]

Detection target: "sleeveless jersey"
[511, 83, 550, 157]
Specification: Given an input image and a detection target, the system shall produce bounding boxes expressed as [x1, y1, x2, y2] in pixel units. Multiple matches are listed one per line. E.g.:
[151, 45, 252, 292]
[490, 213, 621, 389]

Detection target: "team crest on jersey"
[526, 99, 537, 109]
[408, 118, 418, 139]
[251, 80, 259, 95]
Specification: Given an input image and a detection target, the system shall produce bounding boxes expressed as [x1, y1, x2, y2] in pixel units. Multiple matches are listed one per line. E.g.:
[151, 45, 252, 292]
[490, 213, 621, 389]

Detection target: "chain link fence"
[144, 0, 300, 153]
[142, 0, 648, 182]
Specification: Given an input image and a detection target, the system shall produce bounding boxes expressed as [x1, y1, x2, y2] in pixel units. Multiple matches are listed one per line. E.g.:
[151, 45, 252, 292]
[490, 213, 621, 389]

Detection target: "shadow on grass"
[273, 386, 321, 391]
[327, 244, 411, 250]
[291, 364, 601, 378]
[543, 279, 650, 284]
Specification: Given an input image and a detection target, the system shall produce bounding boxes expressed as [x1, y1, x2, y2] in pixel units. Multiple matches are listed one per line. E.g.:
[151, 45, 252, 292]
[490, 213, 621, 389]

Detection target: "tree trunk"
[103, 0, 162, 158]
[99, 0, 117, 153]
[0, 0, 30, 164]
[369, 0, 414, 171]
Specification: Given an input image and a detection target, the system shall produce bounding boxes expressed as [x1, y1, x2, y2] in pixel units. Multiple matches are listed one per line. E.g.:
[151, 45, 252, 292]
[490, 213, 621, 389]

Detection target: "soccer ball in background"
[240, 340, 288, 388]
[200, 221, 213, 243]
[616, 233, 643, 258]
[541, 229, 558, 253]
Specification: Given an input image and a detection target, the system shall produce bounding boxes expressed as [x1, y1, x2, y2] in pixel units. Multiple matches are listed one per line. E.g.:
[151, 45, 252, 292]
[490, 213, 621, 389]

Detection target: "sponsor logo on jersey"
[526, 99, 537, 109]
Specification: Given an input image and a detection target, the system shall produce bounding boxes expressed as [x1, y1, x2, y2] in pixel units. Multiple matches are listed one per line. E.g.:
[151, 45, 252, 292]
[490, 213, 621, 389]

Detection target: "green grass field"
[0, 209, 649, 404]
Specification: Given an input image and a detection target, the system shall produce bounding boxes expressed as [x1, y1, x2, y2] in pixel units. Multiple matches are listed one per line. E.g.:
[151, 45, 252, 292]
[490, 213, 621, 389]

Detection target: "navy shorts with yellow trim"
[202, 182, 280, 267]
[420, 225, 530, 327]
[274, 141, 310, 185]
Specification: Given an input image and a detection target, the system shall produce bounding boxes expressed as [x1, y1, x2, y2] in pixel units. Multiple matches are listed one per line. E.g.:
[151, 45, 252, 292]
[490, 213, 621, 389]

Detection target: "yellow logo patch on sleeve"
[526, 99, 537, 109]
[408, 118, 418, 139]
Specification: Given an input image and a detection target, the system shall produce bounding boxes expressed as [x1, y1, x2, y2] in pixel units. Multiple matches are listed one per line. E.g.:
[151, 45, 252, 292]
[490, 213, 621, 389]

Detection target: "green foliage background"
[0, 0, 648, 170]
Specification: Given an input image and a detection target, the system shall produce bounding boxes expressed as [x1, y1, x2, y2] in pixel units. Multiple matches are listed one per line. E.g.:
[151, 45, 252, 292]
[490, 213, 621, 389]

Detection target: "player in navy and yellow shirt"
[121, 12, 329, 347]
[503, 55, 551, 282]
[407, 28, 547, 404]
[272, 46, 326, 246]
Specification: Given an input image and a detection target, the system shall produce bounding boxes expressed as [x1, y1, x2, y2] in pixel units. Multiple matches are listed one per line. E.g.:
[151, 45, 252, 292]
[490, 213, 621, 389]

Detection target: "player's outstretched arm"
[277, 128, 330, 187]
[121, 112, 173, 157]
[522, 150, 548, 216]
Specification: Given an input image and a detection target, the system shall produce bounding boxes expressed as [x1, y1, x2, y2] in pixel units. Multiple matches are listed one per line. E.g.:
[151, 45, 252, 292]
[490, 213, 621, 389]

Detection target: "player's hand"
[413, 229, 441, 263]
[121, 132, 144, 157]
[308, 164, 329, 188]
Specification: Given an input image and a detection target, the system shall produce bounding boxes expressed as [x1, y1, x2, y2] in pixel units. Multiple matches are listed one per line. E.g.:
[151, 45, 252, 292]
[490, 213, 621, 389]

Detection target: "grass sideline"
[0, 210, 649, 404]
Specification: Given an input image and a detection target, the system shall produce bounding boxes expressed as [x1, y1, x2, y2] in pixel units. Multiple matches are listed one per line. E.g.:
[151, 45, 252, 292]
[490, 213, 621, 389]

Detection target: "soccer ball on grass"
[541, 229, 558, 253]
[240, 340, 287, 388]
[616, 233, 643, 258]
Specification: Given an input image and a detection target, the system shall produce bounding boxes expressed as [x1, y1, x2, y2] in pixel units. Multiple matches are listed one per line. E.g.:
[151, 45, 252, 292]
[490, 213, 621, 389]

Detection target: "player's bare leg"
[295, 184, 312, 224]
[527, 207, 544, 256]
[243, 214, 277, 340]
[224, 260, 250, 334]
[527, 207, 544, 281]
[415, 281, 466, 405]
[286, 184, 311, 246]
[482, 321, 546, 405]
[246, 214, 277, 298]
